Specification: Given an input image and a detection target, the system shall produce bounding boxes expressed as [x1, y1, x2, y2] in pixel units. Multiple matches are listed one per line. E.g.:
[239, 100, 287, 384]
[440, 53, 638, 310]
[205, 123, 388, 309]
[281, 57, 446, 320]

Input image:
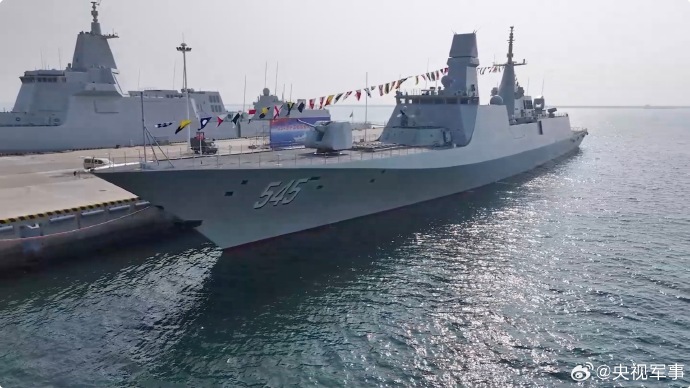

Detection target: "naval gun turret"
[300, 120, 352, 154]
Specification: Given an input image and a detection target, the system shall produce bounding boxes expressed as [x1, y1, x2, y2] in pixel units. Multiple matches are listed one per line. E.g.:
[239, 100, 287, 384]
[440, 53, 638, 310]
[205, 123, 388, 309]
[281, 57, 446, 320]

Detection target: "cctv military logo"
[571, 363, 593, 382]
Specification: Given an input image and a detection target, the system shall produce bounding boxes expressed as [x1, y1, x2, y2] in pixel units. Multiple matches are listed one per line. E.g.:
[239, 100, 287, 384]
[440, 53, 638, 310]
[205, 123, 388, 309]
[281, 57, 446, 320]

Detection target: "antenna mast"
[176, 41, 193, 148]
[274, 62, 279, 96]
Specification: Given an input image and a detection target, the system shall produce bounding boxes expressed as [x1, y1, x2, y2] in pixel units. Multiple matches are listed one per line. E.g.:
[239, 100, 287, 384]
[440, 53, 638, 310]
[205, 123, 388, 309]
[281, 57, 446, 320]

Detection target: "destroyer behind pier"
[0, 2, 327, 153]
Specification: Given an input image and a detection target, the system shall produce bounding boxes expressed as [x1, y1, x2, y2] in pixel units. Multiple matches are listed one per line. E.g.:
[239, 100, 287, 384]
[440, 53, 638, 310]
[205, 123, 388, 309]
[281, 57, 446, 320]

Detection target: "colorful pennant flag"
[231, 113, 241, 125]
[175, 119, 192, 134]
[298, 101, 306, 113]
[344, 91, 352, 101]
[335, 93, 343, 103]
[319, 96, 325, 109]
[365, 88, 372, 98]
[259, 107, 269, 119]
[378, 85, 384, 96]
[273, 105, 280, 119]
[199, 117, 212, 131]
[286, 102, 294, 116]
[155, 122, 173, 128]
[216, 116, 224, 128]
[355, 90, 362, 101]
[325, 95, 334, 106]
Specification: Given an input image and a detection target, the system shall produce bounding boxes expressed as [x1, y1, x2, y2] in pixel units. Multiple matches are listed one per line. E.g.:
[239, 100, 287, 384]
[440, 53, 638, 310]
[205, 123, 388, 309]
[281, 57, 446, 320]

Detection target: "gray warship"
[95, 28, 588, 249]
[0, 2, 326, 153]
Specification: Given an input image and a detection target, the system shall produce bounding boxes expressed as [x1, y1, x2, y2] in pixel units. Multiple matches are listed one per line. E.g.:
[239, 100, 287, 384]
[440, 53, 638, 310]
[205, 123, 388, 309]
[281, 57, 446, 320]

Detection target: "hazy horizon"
[1, 0, 689, 108]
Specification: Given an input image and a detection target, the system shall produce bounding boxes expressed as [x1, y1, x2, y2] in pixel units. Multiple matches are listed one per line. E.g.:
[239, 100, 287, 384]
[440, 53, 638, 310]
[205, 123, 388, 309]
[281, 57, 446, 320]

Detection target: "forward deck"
[136, 140, 436, 171]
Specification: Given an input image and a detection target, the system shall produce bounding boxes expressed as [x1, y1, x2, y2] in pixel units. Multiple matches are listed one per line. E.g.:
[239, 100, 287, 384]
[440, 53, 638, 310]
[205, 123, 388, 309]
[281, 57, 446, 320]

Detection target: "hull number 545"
[253, 179, 310, 209]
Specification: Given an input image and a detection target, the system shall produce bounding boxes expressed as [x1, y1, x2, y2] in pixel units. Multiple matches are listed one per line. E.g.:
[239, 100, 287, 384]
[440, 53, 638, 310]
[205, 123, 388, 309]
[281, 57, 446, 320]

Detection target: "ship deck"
[136, 140, 436, 171]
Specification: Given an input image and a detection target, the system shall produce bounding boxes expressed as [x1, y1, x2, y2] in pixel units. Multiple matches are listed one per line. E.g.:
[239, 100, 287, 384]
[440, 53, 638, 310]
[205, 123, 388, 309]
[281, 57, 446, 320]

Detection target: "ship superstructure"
[95, 28, 587, 250]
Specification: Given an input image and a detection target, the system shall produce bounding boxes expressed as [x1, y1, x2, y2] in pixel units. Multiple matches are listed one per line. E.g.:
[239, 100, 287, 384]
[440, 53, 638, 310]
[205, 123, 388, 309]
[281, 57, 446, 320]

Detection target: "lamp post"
[176, 42, 192, 149]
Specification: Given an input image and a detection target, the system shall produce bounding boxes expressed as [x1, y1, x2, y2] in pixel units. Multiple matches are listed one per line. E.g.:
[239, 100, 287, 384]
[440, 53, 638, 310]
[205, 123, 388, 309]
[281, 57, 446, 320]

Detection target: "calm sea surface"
[1, 108, 689, 387]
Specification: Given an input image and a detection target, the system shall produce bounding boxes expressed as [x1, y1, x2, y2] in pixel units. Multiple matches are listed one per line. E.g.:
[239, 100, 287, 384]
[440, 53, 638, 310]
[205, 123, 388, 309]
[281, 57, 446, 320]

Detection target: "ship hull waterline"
[95, 132, 585, 249]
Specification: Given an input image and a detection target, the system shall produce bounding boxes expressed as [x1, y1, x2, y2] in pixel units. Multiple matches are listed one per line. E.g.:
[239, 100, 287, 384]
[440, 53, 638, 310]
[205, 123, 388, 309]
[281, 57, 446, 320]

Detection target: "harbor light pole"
[176, 42, 192, 149]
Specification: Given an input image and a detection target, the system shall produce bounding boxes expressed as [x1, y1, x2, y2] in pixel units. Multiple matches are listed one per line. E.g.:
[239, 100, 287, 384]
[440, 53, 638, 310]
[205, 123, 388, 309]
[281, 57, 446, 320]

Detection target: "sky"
[1, 0, 689, 108]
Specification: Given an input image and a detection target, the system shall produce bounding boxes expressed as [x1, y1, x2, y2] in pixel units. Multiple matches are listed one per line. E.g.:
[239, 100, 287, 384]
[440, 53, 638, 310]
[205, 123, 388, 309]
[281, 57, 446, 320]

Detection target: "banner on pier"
[269, 116, 329, 150]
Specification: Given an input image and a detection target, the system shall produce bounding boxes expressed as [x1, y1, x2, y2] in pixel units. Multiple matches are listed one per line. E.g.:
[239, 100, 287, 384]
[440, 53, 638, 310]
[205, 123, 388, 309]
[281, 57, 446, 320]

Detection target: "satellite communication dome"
[263, 88, 270, 96]
[490, 95, 504, 105]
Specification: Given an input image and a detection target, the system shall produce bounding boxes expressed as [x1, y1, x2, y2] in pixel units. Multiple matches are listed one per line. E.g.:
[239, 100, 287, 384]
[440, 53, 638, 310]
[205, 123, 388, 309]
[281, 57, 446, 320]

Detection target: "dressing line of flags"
[154, 64, 505, 133]
[301, 64, 504, 110]
[158, 113, 244, 135]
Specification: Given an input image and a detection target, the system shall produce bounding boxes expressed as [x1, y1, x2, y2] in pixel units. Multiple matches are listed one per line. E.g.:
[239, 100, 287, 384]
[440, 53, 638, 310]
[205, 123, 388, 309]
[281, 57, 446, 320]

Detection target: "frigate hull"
[97, 133, 585, 249]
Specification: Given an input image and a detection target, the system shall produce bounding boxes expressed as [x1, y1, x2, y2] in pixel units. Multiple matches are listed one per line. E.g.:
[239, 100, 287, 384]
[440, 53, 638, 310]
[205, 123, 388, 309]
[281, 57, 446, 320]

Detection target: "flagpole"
[242, 75, 247, 112]
[365, 72, 368, 125]
[176, 42, 192, 150]
[274, 62, 278, 95]
[140, 92, 146, 165]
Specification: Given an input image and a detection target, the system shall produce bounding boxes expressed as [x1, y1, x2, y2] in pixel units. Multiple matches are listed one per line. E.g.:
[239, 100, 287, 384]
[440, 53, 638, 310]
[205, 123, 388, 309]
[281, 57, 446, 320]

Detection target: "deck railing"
[89, 132, 422, 170]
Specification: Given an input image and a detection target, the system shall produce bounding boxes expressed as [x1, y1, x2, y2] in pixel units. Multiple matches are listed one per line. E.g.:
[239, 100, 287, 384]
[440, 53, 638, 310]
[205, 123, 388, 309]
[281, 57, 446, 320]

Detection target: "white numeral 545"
[253, 178, 310, 209]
